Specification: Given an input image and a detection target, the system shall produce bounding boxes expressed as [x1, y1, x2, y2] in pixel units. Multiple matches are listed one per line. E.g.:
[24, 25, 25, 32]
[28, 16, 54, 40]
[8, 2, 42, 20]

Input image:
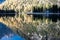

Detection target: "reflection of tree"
[38, 23, 60, 37]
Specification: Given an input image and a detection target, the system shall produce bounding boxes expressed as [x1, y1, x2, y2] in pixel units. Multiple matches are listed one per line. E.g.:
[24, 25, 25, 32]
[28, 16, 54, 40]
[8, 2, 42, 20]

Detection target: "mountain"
[0, 0, 59, 12]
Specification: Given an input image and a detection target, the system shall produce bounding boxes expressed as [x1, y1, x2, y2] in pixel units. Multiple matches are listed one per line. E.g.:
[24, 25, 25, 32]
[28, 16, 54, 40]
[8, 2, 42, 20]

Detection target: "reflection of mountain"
[0, 22, 25, 40]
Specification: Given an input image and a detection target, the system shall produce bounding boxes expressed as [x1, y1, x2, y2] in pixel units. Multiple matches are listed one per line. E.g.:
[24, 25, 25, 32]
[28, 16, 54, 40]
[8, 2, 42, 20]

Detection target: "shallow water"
[0, 22, 25, 40]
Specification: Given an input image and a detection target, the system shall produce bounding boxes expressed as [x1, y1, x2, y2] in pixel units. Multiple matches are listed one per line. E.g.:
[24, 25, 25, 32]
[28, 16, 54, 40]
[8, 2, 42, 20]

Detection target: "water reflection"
[0, 22, 25, 40]
[1, 34, 25, 40]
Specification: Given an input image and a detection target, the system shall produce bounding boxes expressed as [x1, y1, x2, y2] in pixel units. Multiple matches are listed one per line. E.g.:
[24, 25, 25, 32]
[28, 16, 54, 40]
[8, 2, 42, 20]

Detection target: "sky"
[0, 0, 5, 4]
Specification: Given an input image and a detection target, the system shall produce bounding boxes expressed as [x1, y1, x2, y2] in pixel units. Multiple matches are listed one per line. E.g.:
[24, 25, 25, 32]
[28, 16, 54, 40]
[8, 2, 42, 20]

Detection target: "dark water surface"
[0, 22, 25, 40]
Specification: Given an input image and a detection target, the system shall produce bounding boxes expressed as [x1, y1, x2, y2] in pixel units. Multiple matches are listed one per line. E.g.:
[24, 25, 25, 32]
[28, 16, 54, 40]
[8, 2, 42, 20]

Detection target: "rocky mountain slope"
[0, 0, 58, 12]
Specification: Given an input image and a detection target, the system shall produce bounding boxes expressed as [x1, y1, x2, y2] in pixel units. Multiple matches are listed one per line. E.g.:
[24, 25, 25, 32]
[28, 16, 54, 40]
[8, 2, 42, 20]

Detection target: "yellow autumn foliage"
[0, 0, 54, 12]
[45, 3, 49, 9]
[46, 19, 49, 24]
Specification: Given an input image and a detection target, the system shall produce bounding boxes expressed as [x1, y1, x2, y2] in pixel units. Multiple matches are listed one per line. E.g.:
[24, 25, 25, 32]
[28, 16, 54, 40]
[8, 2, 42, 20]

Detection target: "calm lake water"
[0, 22, 25, 40]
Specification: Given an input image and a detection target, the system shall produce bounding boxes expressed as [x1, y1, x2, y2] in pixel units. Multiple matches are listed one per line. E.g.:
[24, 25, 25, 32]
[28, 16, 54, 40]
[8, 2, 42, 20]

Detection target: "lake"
[0, 22, 25, 40]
